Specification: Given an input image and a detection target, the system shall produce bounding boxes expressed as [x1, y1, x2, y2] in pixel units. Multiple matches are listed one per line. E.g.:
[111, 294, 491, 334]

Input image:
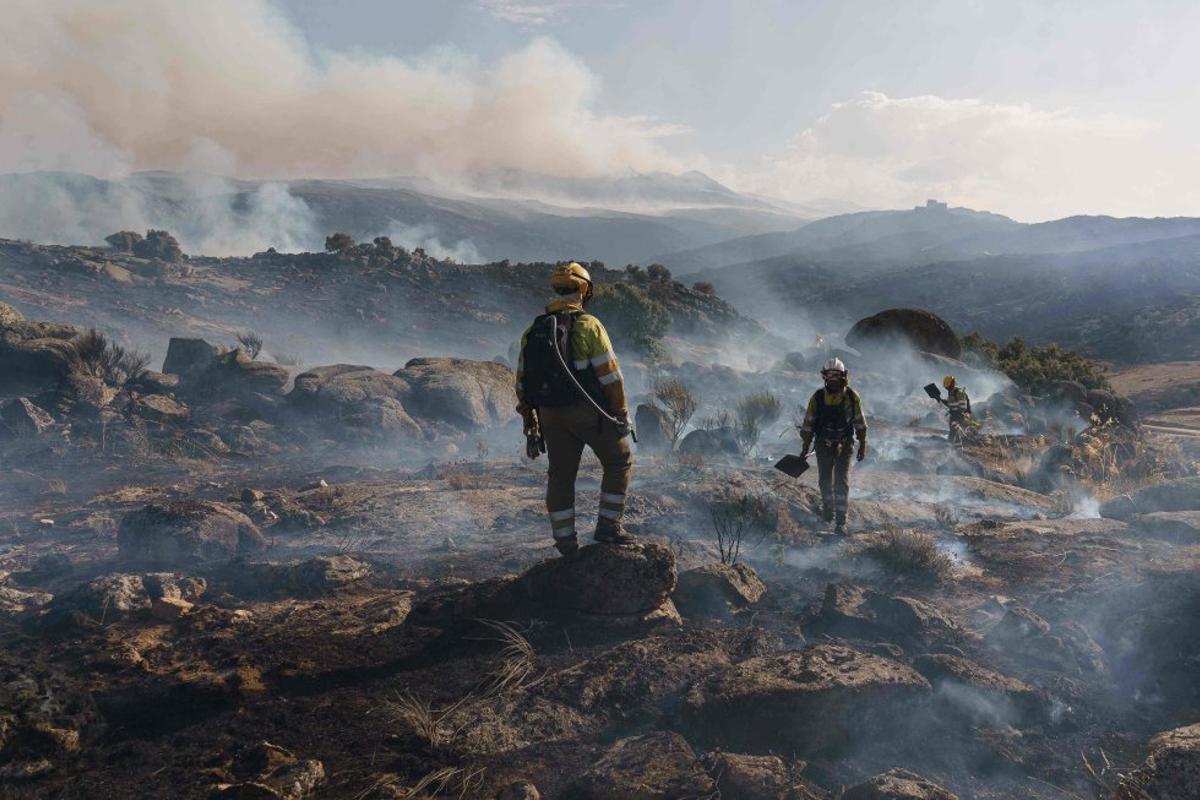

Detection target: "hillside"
[669, 205, 1200, 364]
[0, 237, 764, 372]
[0, 170, 807, 267]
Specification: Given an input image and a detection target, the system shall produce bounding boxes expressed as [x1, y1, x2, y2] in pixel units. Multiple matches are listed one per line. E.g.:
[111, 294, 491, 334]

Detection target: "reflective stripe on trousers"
[816, 438, 853, 523]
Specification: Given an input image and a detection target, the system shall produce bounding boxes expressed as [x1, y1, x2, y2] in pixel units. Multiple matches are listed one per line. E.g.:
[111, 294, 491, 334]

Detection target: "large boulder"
[393, 357, 517, 432]
[288, 365, 421, 441]
[519, 543, 677, 619]
[118, 501, 265, 566]
[678, 427, 739, 458]
[568, 732, 715, 800]
[192, 349, 289, 399]
[674, 562, 765, 619]
[1101, 477, 1200, 521]
[847, 308, 962, 360]
[634, 403, 673, 452]
[162, 337, 219, 379]
[1122, 723, 1200, 800]
[0, 397, 54, 436]
[682, 644, 931, 754]
[842, 769, 959, 800]
[0, 303, 79, 389]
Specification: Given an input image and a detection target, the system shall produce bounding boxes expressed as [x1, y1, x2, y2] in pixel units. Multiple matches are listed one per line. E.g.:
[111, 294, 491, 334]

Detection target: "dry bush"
[675, 450, 705, 471]
[236, 331, 263, 360]
[442, 463, 488, 490]
[861, 527, 954, 583]
[1065, 421, 1183, 498]
[67, 329, 151, 386]
[709, 492, 771, 564]
[653, 378, 697, 447]
[734, 392, 782, 456]
[932, 504, 958, 530]
[1083, 749, 1153, 800]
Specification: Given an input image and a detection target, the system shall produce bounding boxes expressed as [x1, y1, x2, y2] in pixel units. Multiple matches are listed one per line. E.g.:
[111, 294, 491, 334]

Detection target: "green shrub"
[963, 332, 1111, 394]
[591, 282, 672, 362]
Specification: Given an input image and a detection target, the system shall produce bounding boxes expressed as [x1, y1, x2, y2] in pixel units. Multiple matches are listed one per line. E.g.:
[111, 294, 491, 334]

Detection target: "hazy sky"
[285, 0, 1200, 219]
[4, 0, 1200, 219]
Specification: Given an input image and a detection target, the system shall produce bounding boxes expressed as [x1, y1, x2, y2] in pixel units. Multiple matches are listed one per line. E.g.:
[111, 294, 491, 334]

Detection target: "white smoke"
[384, 222, 483, 265]
[0, 0, 679, 182]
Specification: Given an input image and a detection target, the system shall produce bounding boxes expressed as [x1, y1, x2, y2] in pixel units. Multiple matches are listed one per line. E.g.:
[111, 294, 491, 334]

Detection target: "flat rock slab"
[569, 731, 715, 800]
[1101, 477, 1200, 520]
[682, 643, 930, 754]
[1133, 511, 1200, 542]
[843, 768, 959, 800]
[913, 653, 1044, 726]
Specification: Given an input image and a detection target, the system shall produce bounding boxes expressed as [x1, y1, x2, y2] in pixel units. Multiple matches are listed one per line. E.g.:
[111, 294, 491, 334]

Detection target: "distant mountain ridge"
[658, 201, 1200, 275]
[0, 169, 811, 266]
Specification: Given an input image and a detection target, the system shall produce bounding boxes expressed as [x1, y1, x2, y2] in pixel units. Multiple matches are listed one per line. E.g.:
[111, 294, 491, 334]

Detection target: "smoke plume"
[0, 0, 678, 182]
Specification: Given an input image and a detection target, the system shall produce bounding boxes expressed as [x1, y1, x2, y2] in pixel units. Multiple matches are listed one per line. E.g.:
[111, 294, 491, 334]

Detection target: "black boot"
[821, 506, 834, 524]
[834, 515, 848, 536]
[594, 519, 637, 545]
[554, 535, 580, 558]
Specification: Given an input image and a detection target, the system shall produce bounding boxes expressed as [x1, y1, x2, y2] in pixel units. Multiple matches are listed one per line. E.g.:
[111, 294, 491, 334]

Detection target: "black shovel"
[924, 383, 944, 402]
[774, 454, 810, 478]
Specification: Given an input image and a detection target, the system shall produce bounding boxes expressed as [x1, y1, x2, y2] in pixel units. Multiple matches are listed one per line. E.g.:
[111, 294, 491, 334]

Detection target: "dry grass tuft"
[1082, 749, 1153, 800]
[357, 766, 486, 800]
[861, 527, 954, 583]
[473, 619, 539, 696]
[385, 691, 474, 750]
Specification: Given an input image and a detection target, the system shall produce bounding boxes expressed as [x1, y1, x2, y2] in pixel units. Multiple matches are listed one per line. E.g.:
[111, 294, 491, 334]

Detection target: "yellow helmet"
[550, 262, 593, 297]
[943, 375, 956, 389]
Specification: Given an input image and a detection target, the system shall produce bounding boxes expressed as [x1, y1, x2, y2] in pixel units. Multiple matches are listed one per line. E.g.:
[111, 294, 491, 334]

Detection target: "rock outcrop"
[1122, 723, 1200, 800]
[519, 542, 679, 623]
[118, 501, 265, 566]
[674, 562, 765, 619]
[682, 644, 930, 754]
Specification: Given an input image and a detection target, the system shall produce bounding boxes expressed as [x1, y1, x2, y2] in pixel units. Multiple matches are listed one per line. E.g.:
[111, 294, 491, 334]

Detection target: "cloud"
[746, 91, 1200, 220]
[476, 1, 622, 25]
[0, 0, 677, 182]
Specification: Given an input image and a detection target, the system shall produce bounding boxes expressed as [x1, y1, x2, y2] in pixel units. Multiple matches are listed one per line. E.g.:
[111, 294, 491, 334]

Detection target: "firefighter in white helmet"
[799, 358, 868, 535]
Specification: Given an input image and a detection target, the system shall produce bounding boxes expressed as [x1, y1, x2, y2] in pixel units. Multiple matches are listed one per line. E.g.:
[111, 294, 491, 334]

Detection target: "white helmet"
[821, 357, 846, 375]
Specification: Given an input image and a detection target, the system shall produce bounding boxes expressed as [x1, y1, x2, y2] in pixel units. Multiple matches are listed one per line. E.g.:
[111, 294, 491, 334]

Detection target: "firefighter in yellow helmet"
[942, 375, 974, 443]
[515, 263, 634, 557]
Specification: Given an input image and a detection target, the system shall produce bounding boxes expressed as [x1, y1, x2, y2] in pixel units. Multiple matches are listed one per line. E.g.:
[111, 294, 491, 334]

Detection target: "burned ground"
[2, 250, 1199, 799]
